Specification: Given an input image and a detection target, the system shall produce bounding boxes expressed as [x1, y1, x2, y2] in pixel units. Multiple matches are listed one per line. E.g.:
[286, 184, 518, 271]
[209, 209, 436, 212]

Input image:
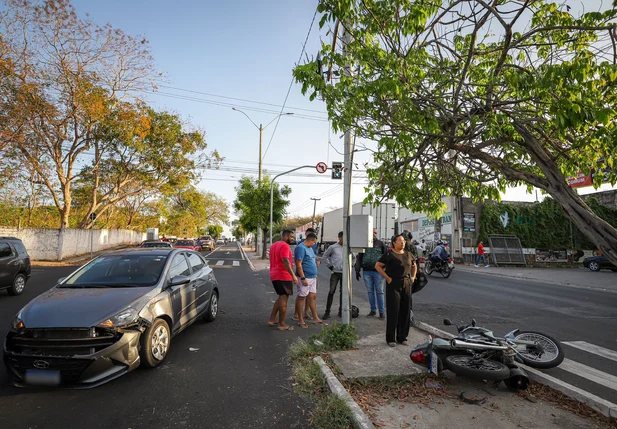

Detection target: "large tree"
[295, 0, 617, 264]
[0, 0, 156, 228]
[163, 187, 229, 237]
[234, 176, 291, 259]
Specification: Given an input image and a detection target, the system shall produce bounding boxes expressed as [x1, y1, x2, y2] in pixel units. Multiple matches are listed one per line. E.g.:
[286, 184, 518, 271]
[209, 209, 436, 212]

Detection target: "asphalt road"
[323, 264, 617, 406]
[0, 243, 313, 429]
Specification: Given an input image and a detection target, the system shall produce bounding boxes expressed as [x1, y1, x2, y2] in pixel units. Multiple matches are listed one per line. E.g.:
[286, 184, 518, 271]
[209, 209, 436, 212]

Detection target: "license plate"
[429, 351, 439, 375]
[448, 262, 455, 268]
[24, 370, 61, 386]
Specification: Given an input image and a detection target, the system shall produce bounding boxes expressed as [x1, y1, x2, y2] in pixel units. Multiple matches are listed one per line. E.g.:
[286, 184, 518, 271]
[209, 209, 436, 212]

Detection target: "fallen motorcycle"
[410, 318, 565, 390]
[424, 257, 454, 278]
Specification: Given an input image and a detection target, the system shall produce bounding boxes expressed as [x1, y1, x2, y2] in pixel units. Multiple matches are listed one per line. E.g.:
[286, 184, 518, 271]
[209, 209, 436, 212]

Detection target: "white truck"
[319, 202, 397, 251]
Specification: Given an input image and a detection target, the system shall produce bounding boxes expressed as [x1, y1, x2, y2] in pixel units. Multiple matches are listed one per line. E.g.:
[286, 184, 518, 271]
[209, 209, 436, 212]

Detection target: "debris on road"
[188, 347, 199, 352]
[459, 392, 487, 405]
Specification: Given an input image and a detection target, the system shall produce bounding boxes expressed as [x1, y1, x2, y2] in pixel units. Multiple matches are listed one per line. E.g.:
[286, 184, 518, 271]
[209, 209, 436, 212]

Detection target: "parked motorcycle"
[424, 257, 454, 278]
[410, 318, 565, 390]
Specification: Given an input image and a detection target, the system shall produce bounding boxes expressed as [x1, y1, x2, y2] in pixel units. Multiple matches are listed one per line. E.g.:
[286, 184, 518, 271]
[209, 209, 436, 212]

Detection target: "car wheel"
[139, 318, 171, 368]
[203, 290, 219, 323]
[8, 273, 26, 296]
[588, 261, 601, 272]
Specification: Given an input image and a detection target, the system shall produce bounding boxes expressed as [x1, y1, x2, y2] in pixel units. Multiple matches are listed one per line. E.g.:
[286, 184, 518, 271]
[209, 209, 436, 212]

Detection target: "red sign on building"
[567, 172, 593, 188]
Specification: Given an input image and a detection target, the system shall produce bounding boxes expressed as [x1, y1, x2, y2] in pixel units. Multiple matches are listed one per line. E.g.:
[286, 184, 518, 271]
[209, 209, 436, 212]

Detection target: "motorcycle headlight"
[97, 308, 139, 328]
[11, 313, 25, 331]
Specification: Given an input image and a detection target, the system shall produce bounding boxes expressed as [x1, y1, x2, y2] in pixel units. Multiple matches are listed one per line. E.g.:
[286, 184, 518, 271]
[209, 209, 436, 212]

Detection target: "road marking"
[237, 242, 245, 260]
[563, 341, 617, 363]
[216, 260, 224, 266]
[559, 358, 617, 392]
[233, 261, 240, 266]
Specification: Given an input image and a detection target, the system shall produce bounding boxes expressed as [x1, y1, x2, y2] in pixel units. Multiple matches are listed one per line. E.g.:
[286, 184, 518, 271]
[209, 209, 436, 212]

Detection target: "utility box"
[349, 215, 373, 250]
[146, 228, 159, 241]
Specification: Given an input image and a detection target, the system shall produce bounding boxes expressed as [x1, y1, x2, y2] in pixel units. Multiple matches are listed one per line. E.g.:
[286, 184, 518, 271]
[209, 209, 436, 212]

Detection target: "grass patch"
[311, 395, 356, 429]
[289, 323, 359, 429]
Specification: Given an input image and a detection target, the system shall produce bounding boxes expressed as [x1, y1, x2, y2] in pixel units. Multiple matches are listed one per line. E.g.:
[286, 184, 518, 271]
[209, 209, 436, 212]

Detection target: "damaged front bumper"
[3, 323, 148, 389]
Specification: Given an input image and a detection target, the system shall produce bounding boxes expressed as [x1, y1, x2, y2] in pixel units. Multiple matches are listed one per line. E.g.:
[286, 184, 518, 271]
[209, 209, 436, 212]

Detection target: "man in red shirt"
[475, 241, 489, 267]
[267, 229, 298, 330]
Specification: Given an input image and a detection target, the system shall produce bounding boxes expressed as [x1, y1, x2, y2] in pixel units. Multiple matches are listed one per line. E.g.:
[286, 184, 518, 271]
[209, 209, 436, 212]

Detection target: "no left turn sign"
[316, 162, 328, 174]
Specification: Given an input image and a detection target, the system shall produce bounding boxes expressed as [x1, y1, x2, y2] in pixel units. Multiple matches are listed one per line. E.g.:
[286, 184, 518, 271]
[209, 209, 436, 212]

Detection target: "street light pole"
[232, 108, 293, 259]
[270, 166, 315, 250]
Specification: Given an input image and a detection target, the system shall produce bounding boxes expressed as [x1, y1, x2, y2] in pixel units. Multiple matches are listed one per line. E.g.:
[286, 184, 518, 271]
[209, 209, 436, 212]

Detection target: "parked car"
[583, 255, 617, 272]
[216, 239, 225, 246]
[198, 235, 214, 251]
[4, 248, 219, 388]
[0, 237, 31, 296]
[140, 241, 173, 249]
[174, 239, 202, 252]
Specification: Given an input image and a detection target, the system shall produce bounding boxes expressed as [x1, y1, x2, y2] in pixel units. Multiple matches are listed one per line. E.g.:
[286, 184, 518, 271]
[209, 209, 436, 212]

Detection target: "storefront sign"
[463, 212, 476, 232]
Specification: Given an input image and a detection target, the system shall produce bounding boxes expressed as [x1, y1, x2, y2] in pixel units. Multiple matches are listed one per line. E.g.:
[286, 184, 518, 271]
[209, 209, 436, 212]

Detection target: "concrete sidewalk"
[456, 264, 617, 292]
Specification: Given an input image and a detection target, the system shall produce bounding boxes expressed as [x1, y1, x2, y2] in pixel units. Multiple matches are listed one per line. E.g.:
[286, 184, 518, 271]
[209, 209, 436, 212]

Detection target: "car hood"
[19, 286, 153, 328]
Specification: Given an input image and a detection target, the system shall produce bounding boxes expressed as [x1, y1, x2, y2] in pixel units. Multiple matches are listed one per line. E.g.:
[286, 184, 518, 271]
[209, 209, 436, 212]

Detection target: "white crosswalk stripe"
[559, 358, 617, 392]
[563, 341, 617, 363]
[215, 260, 225, 266]
[233, 261, 240, 266]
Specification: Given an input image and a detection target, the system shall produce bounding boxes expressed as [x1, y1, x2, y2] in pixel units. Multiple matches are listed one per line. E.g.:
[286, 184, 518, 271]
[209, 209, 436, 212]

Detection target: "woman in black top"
[375, 234, 417, 347]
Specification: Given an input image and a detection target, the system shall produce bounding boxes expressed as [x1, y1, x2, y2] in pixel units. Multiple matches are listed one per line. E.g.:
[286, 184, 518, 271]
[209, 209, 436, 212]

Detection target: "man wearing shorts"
[267, 229, 297, 331]
[294, 233, 327, 328]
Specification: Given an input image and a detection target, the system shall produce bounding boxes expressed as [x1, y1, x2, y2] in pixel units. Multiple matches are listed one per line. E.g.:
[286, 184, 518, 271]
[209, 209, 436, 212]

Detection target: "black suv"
[0, 237, 31, 296]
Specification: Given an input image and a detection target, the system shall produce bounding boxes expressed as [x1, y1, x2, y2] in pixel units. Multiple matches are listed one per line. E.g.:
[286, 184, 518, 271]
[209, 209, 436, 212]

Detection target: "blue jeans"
[363, 271, 385, 314]
[475, 254, 487, 265]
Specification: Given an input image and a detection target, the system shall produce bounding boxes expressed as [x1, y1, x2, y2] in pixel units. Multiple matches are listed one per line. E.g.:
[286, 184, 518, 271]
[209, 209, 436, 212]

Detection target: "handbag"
[411, 271, 428, 294]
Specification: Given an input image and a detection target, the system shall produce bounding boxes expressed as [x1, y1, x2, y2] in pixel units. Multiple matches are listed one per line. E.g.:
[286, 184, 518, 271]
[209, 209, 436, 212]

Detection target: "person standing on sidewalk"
[295, 227, 320, 321]
[321, 231, 344, 320]
[375, 234, 417, 347]
[294, 233, 327, 328]
[355, 228, 388, 319]
[475, 241, 489, 267]
[267, 229, 297, 331]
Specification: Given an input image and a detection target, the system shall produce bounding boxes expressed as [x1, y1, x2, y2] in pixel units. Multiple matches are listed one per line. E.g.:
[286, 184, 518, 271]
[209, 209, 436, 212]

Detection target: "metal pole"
[90, 220, 94, 259]
[270, 165, 316, 251]
[341, 24, 354, 325]
[257, 124, 264, 258]
[310, 198, 321, 227]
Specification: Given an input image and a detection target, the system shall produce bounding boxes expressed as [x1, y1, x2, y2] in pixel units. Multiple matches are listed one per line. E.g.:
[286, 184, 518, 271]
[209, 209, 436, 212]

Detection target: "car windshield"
[176, 240, 193, 246]
[61, 254, 168, 287]
[142, 242, 170, 248]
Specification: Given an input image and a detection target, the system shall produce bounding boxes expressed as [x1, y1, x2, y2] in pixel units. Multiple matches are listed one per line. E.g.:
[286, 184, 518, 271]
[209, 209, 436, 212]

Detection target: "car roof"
[0, 236, 22, 241]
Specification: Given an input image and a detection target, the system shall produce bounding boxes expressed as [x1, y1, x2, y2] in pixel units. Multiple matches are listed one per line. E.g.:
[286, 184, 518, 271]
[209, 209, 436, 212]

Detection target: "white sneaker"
[474, 265, 478, 267]
[484, 265, 489, 267]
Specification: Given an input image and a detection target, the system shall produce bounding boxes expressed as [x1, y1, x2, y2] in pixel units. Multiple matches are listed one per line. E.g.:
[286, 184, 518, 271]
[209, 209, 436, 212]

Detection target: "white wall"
[0, 227, 146, 261]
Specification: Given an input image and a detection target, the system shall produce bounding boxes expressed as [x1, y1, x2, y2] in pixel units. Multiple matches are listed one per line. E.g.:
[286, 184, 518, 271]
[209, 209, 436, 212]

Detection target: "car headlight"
[97, 308, 139, 328]
[11, 313, 25, 331]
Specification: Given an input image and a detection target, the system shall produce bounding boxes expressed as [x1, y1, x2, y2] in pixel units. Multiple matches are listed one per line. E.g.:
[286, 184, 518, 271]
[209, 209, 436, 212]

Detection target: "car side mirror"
[443, 318, 452, 326]
[57, 277, 67, 284]
[471, 319, 477, 327]
[169, 275, 190, 287]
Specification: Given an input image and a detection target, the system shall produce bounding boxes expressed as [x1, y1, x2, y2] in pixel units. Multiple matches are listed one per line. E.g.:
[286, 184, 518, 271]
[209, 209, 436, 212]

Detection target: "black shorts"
[272, 280, 293, 296]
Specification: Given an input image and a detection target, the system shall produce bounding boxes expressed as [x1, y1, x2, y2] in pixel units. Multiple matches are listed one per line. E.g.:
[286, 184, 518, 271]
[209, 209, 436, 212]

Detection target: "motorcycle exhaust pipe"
[450, 339, 508, 351]
[504, 367, 530, 390]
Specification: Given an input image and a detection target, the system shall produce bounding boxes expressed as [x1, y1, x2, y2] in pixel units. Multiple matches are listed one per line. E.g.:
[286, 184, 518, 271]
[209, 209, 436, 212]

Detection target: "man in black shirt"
[355, 228, 388, 319]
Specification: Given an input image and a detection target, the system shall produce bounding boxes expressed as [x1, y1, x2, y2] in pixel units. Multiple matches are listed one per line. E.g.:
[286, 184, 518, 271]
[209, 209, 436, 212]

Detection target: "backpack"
[362, 246, 383, 270]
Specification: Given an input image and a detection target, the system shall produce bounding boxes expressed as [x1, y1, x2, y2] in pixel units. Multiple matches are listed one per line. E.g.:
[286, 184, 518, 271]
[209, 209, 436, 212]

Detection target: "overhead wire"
[262, 6, 319, 161]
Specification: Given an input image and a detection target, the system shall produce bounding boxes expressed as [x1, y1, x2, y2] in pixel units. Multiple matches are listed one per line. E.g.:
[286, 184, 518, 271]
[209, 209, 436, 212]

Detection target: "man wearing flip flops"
[294, 232, 328, 329]
[267, 229, 298, 331]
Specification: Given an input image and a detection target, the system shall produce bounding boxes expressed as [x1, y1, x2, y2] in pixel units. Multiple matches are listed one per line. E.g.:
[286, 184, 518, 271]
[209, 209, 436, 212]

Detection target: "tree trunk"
[262, 230, 268, 260]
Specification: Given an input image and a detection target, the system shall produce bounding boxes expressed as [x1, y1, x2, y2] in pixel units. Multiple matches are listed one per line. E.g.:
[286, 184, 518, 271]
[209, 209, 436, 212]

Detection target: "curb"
[313, 356, 375, 429]
[238, 243, 256, 272]
[415, 321, 617, 419]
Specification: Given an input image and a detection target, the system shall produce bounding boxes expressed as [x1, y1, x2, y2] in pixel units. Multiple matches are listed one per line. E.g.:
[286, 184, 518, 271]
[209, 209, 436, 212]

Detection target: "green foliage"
[310, 395, 356, 429]
[233, 176, 291, 234]
[310, 322, 358, 351]
[479, 197, 617, 249]
[207, 225, 223, 238]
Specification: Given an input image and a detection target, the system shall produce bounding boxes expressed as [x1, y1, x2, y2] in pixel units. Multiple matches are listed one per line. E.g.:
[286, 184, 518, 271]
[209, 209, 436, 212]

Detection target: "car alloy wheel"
[589, 261, 600, 271]
[204, 291, 218, 322]
[151, 324, 169, 361]
[9, 273, 26, 296]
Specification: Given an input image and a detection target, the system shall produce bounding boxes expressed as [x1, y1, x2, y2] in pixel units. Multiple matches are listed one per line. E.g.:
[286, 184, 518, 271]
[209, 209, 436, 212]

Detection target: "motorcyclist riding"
[430, 241, 449, 265]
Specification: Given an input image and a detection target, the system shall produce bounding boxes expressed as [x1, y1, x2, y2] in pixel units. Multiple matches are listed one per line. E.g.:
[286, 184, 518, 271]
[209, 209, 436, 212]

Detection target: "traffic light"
[332, 162, 343, 180]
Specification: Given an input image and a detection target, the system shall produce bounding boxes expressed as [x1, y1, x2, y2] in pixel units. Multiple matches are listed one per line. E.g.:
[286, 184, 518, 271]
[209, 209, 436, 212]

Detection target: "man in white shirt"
[417, 239, 427, 257]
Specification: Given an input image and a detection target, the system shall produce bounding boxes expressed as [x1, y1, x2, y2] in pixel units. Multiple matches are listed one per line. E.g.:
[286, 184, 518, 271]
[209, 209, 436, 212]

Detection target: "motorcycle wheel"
[440, 265, 452, 278]
[512, 331, 565, 369]
[444, 355, 510, 381]
[425, 260, 434, 276]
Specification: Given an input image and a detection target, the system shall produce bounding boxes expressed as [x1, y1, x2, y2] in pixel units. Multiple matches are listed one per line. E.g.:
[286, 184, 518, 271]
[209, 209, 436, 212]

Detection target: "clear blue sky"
[72, 0, 371, 220]
[71, 0, 614, 222]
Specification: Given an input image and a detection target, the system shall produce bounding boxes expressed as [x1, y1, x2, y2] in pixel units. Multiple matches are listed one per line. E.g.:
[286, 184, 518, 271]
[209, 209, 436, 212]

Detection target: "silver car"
[4, 248, 219, 388]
